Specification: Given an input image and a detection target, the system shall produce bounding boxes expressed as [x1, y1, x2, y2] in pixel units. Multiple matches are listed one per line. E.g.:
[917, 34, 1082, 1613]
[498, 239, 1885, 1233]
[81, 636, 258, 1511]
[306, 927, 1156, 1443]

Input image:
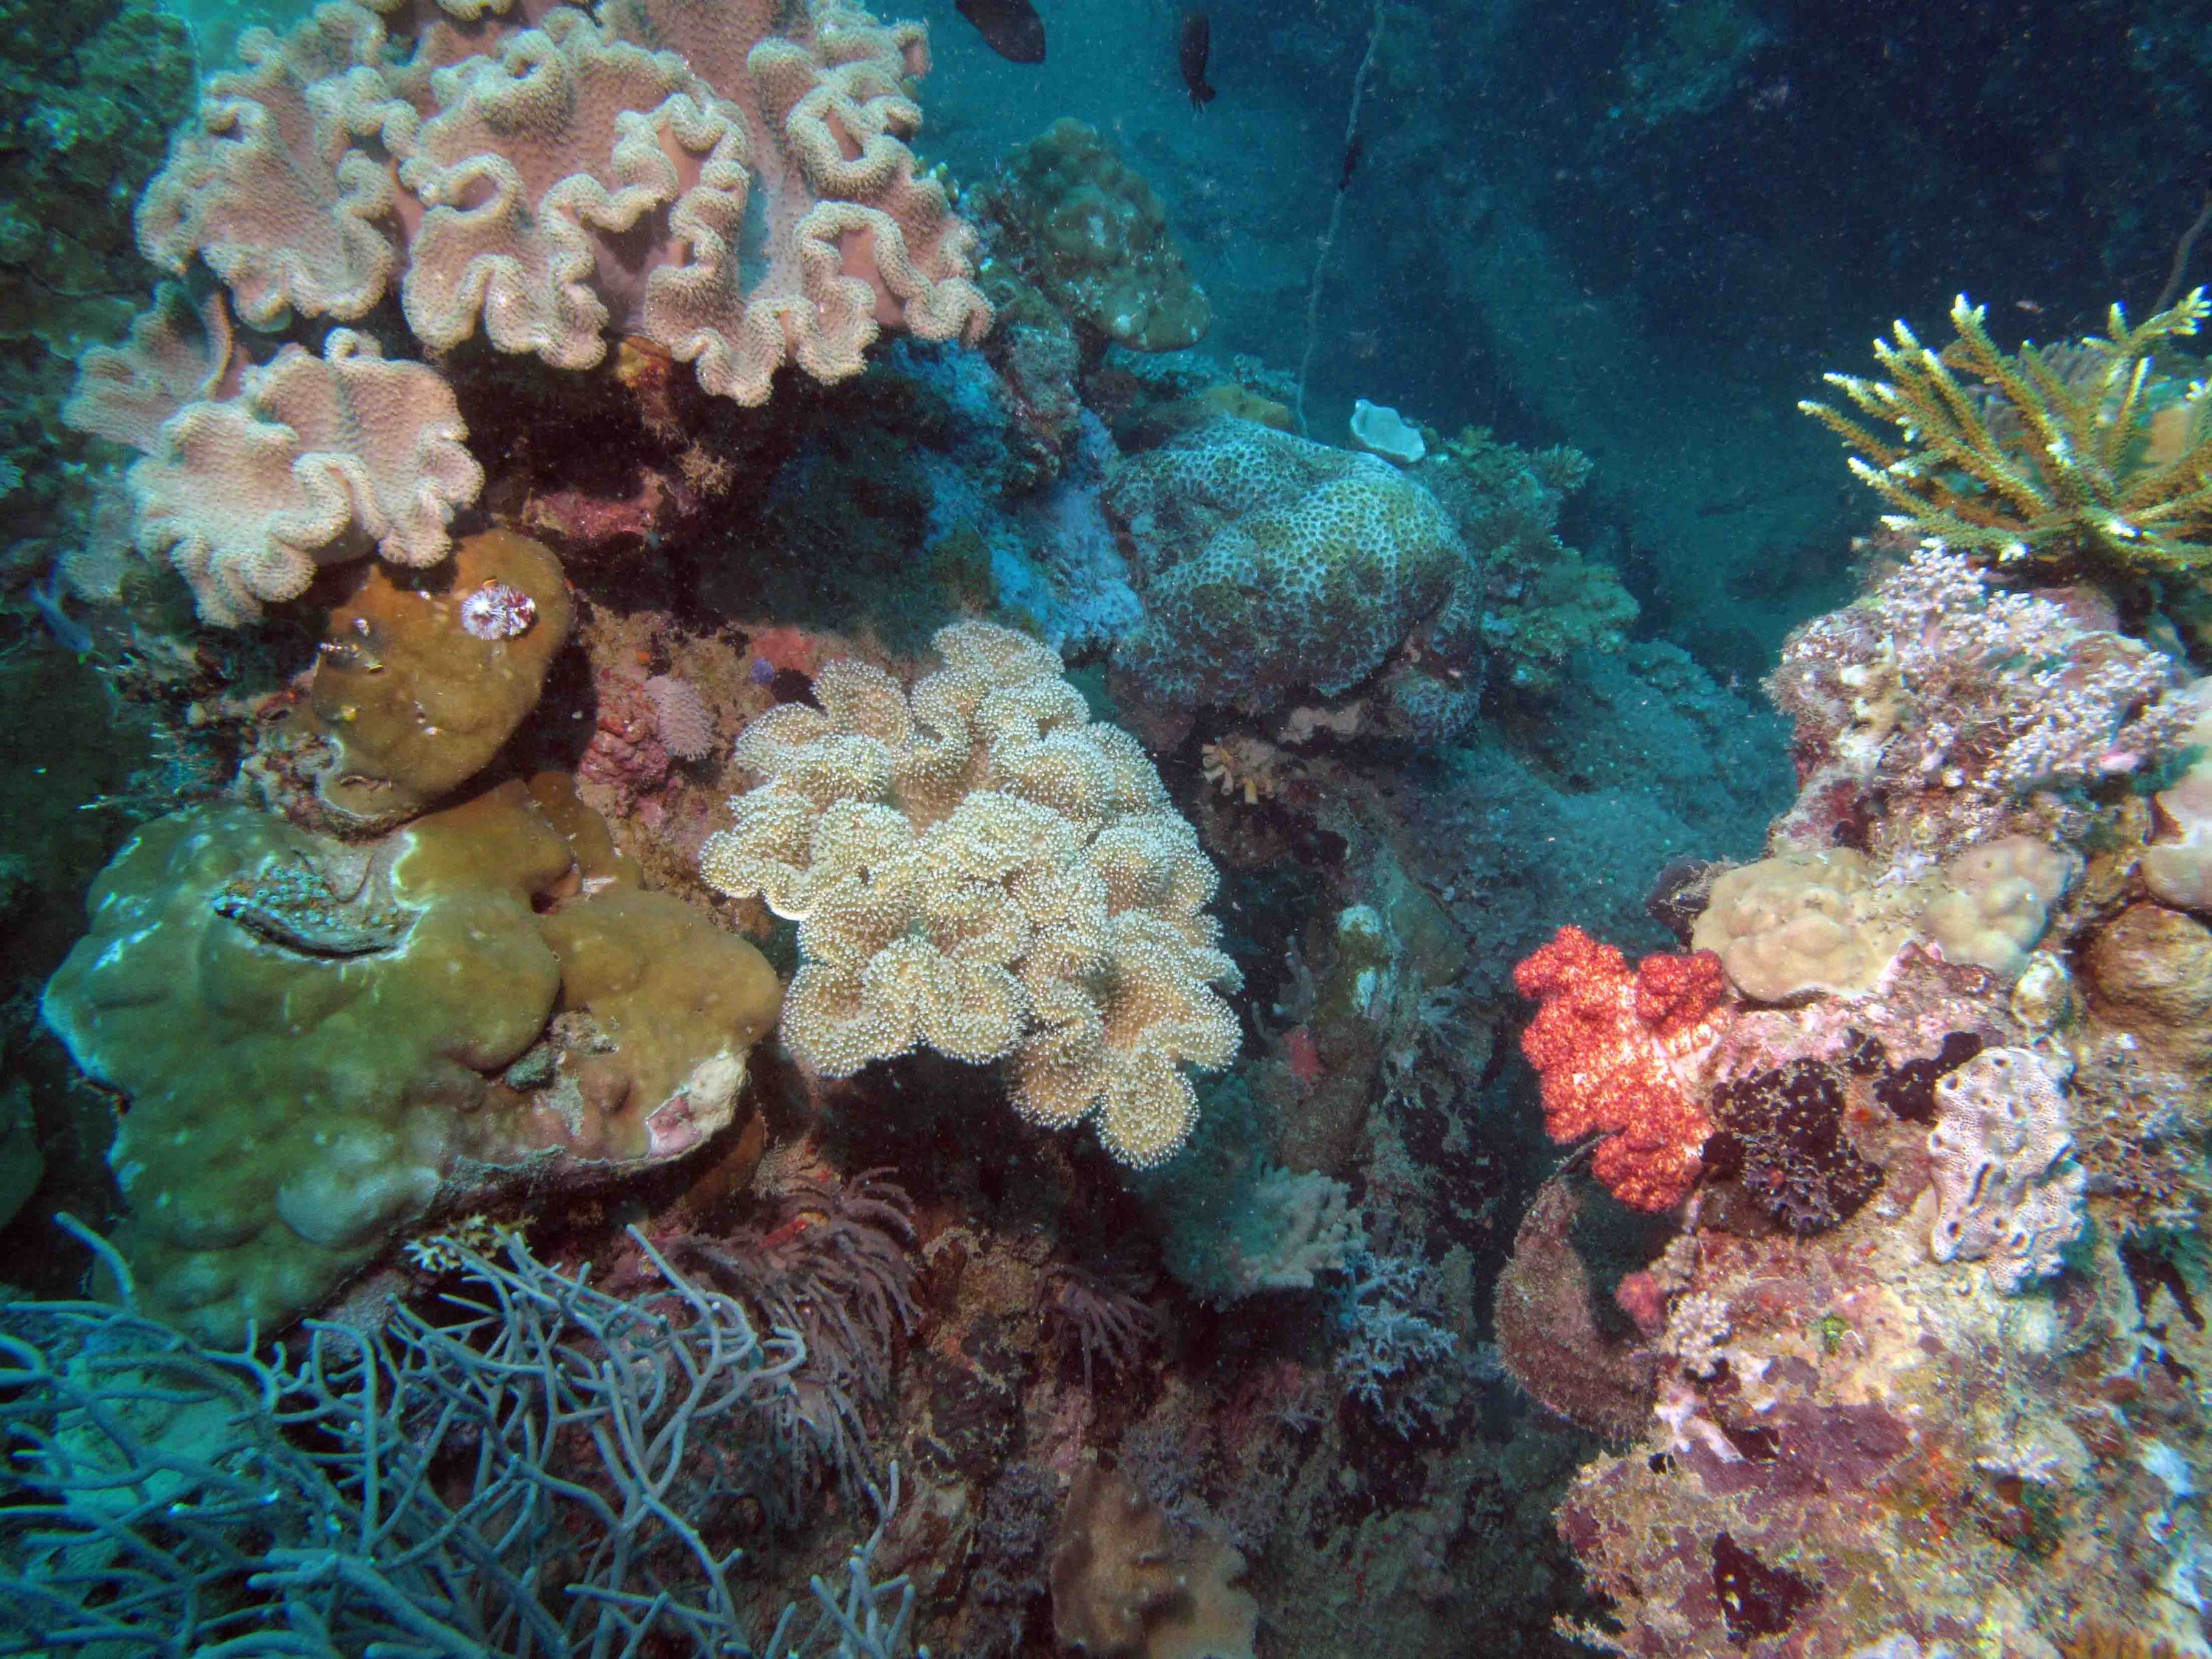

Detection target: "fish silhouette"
[956, 0, 1046, 63]
[1179, 11, 1216, 108]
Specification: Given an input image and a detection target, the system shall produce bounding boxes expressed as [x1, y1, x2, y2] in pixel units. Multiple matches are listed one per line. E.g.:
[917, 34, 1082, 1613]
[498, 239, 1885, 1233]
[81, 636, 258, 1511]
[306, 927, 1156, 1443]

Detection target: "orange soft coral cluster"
[1513, 925, 1731, 1211]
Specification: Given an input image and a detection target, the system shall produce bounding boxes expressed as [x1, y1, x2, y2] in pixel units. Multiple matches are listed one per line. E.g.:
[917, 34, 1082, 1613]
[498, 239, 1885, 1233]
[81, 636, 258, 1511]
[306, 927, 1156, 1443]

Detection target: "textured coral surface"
[703, 620, 1241, 1167]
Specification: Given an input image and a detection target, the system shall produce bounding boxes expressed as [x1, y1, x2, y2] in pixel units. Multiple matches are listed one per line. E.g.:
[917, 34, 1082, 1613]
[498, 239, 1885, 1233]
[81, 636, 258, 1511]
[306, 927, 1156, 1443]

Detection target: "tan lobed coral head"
[124, 330, 483, 625]
[1048, 1466, 1257, 1659]
[701, 621, 1240, 1169]
[1694, 836, 2076, 1003]
[1691, 848, 1916, 1004]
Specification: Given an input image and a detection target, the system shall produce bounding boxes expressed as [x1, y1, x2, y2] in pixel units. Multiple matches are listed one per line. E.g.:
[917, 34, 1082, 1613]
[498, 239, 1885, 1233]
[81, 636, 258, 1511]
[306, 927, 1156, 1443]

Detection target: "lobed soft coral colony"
[18, 0, 2212, 1648]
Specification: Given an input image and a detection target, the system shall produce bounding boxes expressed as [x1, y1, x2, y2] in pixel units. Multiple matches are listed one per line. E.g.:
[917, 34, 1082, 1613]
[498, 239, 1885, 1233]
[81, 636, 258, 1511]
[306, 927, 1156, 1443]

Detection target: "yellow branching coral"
[701, 621, 1242, 1168]
[1802, 289, 2212, 577]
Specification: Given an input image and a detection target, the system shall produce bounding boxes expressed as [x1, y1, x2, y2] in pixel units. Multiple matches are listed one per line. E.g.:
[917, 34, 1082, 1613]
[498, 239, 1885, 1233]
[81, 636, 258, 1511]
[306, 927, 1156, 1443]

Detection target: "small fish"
[956, 0, 1045, 63]
[1338, 130, 1366, 192]
[27, 570, 91, 656]
[1179, 11, 1216, 109]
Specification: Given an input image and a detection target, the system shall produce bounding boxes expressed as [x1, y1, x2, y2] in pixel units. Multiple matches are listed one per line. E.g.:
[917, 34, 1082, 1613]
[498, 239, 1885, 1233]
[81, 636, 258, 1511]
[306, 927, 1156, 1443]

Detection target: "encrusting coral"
[701, 620, 1241, 1169]
[1803, 290, 2212, 582]
[1925, 1045, 2085, 1292]
[42, 775, 781, 1341]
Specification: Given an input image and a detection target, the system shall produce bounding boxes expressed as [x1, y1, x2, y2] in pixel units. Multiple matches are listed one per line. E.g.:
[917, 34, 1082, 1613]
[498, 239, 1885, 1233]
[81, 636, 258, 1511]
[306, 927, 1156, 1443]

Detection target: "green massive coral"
[44, 778, 782, 1342]
[1107, 416, 1471, 737]
[1803, 290, 2212, 582]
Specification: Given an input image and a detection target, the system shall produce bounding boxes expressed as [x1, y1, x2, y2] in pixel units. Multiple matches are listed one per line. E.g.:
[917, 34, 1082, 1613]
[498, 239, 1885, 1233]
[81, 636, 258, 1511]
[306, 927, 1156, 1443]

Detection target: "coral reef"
[1804, 291, 2212, 582]
[42, 777, 780, 1340]
[700, 620, 1241, 1169]
[978, 119, 1209, 353]
[1517, 477, 2212, 1652]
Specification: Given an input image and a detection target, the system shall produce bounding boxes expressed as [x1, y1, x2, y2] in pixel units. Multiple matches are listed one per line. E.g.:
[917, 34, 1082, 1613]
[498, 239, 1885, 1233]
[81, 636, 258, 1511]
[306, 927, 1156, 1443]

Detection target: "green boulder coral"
[1107, 416, 1470, 734]
[43, 778, 781, 1342]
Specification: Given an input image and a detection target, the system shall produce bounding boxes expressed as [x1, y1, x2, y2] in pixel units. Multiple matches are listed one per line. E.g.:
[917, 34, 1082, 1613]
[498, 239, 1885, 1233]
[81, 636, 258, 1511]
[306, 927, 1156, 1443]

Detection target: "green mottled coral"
[978, 118, 1208, 352]
[1108, 417, 1468, 723]
[1803, 290, 2212, 581]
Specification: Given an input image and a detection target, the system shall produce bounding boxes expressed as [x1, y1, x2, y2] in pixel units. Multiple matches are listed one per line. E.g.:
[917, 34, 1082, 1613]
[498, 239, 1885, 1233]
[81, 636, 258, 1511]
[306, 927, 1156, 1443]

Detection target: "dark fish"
[1178, 11, 1216, 108]
[1338, 130, 1366, 192]
[956, 0, 1045, 63]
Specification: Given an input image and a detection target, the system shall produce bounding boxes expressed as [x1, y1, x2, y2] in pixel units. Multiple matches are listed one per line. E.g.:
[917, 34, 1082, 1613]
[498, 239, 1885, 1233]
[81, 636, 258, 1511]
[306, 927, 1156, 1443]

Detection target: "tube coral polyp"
[1513, 925, 1732, 1211]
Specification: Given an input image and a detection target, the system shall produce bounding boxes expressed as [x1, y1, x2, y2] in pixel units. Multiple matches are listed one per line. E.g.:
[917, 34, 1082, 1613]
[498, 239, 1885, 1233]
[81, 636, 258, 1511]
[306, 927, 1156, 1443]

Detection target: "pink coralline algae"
[134, 0, 993, 406]
[459, 582, 538, 641]
[580, 674, 674, 814]
[1769, 542, 2189, 855]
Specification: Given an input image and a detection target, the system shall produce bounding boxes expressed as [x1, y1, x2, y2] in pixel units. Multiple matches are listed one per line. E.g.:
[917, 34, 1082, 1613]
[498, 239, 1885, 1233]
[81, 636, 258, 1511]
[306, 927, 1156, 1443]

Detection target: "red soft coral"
[1514, 925, 1731, 1211]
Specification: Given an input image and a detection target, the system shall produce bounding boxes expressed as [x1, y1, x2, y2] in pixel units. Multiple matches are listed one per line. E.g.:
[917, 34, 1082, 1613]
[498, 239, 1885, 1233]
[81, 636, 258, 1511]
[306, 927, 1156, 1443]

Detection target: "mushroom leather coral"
[136, 0, 990, 404]
[1514, 925, 1731, 1211]
[700, 620, 1241, 1169]
[119, 330, 482, 625]
[41, 775, 779, 1344]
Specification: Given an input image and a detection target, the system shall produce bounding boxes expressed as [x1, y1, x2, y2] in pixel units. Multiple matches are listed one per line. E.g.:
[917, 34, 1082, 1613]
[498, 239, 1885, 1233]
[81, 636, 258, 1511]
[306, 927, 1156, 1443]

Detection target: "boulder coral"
[1107, 416, 1475, 740]
[700, 620, 1241, 1169]
[42, 775, 781, 1342]
[302, 527, 576, 827]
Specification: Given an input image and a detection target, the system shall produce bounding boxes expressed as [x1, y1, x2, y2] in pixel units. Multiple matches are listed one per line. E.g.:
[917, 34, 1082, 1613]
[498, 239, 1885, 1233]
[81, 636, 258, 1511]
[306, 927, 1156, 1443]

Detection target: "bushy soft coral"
[1514, 924, 1732, 1210]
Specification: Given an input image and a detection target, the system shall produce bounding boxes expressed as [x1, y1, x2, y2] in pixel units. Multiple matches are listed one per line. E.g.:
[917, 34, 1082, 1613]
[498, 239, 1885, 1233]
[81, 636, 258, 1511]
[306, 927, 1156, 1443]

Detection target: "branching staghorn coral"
[701, 620, 1242, 1169]
[0, 1217, 922, 1658]
[1802, 290, 2212, 579]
